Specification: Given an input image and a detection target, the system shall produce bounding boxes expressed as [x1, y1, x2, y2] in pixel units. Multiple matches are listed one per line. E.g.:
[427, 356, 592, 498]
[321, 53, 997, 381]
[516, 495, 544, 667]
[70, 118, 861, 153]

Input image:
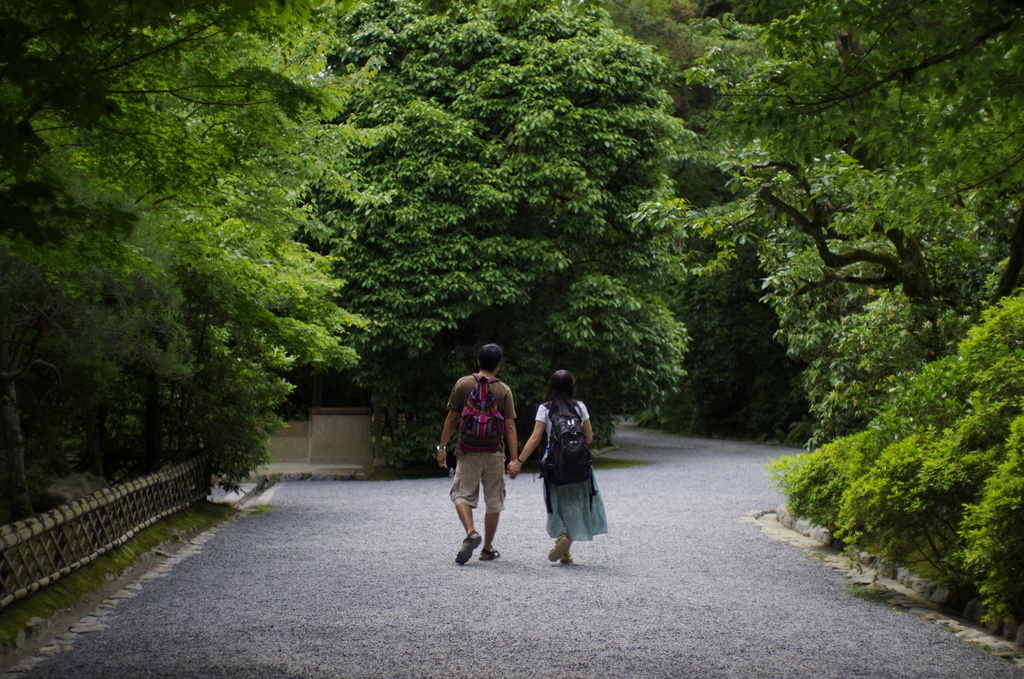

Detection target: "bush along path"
[771, 295, 1024, 629]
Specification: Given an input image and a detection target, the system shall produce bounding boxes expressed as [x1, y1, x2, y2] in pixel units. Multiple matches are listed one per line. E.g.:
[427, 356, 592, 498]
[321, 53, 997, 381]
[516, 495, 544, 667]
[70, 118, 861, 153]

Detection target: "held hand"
[507, 459, 521, 479]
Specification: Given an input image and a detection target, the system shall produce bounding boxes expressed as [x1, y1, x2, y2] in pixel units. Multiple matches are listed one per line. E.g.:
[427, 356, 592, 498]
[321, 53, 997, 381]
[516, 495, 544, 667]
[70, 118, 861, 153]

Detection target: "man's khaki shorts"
[449, 451, 506, 513]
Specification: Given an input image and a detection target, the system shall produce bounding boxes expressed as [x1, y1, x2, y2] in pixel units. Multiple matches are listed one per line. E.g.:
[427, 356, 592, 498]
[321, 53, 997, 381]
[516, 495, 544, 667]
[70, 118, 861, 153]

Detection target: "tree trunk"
[2, 379, 34, 521]
[386, 398, 398, 447]
[371, 387, 384, 463]
[82, 406, 106, 478]
[312, 373, 324, 409]
[991, 203, 1024, 304]
[887, 230, 936, 304]
[144, 376, 162, 473]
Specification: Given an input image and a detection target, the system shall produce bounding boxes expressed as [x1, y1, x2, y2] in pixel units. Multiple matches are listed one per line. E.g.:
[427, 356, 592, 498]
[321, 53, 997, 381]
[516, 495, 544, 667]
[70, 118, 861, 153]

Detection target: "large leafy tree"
[638, 0, 1024, 442]
[315, 0, 689, 458]
[1, 0, 363, 518]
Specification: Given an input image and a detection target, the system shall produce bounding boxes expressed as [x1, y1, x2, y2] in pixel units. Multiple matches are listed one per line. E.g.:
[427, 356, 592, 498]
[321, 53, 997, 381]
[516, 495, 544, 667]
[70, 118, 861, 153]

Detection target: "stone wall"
[266, 408, 376, 468]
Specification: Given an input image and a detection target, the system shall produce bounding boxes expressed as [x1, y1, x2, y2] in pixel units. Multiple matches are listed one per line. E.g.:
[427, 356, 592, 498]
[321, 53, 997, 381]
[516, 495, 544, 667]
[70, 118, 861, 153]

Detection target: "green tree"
[638, 0, 1024, 442]
[0, 0, 323, 243]
[599, 6, 806, 440]
[1, 0, 364, 518]
[637, 243, 809, 441]
[315, 0, 689, 459]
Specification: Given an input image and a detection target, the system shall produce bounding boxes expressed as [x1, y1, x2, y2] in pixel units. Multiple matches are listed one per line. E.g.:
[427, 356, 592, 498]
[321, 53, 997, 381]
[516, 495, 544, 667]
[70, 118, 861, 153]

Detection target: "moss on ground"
[591, 456, 651, 470]
[846, 582, 892, 606]
[0, 500, 236, 656]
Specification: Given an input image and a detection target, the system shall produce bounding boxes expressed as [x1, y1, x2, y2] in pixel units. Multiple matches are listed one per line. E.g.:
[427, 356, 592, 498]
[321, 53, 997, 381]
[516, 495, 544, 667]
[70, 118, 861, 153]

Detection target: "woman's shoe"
[548, 534, 571, 562]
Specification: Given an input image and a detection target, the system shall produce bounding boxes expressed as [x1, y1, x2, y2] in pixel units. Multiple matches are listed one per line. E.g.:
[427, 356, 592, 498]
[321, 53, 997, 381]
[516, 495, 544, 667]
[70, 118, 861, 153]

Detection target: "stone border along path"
[751, 509, 1024, 668]
[0, 508, 251, 676]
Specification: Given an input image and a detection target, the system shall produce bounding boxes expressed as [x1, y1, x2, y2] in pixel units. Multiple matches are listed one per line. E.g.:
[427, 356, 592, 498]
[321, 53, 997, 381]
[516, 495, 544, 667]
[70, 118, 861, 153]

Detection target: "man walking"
[437, 344, 517, 564]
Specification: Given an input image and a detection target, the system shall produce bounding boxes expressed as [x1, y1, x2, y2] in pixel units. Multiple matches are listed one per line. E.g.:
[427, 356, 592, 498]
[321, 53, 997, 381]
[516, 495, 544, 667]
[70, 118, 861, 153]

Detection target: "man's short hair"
[478, 343, 503, 371]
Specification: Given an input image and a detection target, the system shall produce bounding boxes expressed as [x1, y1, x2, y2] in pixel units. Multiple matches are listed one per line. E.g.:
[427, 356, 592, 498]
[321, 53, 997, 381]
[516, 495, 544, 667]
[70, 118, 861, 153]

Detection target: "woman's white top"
[535, 401, 590, 436]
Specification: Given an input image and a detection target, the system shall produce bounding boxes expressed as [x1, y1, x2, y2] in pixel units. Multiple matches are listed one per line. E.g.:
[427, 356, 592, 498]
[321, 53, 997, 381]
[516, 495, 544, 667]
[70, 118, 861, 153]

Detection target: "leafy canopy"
[0, 0, 326, 243]
[315, 0, 689, 458]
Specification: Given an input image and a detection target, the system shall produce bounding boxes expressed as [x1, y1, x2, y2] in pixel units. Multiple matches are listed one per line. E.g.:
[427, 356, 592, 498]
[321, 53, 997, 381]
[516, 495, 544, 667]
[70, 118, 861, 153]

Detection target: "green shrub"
[838, 431, 995, 582]
[769, 429, 880, 530]
[773, 294, 1024, 619]
[790, 291, 970, 447]
[961, 415, 1024, 620]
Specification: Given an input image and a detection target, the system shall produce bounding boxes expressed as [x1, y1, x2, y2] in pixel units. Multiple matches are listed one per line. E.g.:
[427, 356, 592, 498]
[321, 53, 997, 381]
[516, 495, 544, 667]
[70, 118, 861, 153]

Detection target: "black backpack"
[541, 405, 596, 512]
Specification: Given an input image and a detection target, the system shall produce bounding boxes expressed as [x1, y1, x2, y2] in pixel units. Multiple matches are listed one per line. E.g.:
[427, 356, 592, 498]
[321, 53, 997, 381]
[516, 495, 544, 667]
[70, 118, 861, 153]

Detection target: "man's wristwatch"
[436, 445, 446, 452]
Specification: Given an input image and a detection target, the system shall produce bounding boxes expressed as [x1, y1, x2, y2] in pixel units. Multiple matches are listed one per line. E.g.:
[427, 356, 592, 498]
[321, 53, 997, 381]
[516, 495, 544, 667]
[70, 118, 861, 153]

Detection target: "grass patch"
[0, 500, 235, 655]
[592, 456, 651, 471]
[846, 582, 891, 606]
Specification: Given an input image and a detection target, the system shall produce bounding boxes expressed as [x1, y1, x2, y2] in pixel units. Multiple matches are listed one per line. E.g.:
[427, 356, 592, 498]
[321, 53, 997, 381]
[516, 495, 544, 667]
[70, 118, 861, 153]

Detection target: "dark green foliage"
[638, 245, 808, 442]
[0, 0, 363, 516]
[641, 0, 1024, 446]
[601, 1, 802, 441]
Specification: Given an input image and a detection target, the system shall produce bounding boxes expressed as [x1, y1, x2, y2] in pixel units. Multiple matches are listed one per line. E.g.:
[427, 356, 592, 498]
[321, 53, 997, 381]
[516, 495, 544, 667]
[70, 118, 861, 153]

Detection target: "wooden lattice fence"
[0, 458, 209, 609]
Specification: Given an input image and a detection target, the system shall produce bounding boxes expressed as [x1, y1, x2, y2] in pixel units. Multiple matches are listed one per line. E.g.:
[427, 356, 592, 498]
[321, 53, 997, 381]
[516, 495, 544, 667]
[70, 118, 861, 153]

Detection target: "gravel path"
[7, 428, 1024, 678]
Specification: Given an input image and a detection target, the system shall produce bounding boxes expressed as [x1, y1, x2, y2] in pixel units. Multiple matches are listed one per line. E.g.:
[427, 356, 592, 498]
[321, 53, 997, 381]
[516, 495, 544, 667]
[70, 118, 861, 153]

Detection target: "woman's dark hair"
[545, 370, 578, 417]
[478, 343, 503, 371]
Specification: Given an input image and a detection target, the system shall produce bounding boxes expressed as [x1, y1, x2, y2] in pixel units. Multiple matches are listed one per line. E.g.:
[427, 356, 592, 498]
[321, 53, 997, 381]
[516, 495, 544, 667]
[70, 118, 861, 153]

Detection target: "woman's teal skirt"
[545, 474, 608, 541]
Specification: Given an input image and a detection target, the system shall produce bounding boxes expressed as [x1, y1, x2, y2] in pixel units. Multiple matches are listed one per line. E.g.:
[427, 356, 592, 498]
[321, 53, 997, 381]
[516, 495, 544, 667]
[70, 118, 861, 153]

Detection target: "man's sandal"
[559, 553, 573, 564]
[456, 531, 482, 565]
[479, 548, 500, 561]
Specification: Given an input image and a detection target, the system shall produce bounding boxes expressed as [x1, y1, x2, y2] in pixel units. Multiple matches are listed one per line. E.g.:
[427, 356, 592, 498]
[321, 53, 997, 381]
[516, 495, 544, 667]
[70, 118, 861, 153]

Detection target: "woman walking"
[507, 370, 607, 563]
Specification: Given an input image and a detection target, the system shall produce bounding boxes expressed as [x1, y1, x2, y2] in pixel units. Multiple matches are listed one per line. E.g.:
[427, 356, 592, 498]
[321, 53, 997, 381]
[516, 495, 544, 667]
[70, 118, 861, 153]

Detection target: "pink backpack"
[458, 374, 505, 453]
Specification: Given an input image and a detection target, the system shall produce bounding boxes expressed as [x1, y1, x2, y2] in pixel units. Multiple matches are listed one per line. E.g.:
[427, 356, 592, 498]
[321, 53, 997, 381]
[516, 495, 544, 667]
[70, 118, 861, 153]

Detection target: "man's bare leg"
[482, 511, 499, 552]
[456, 502, 476, 536]
[455, 503, 482, 564]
